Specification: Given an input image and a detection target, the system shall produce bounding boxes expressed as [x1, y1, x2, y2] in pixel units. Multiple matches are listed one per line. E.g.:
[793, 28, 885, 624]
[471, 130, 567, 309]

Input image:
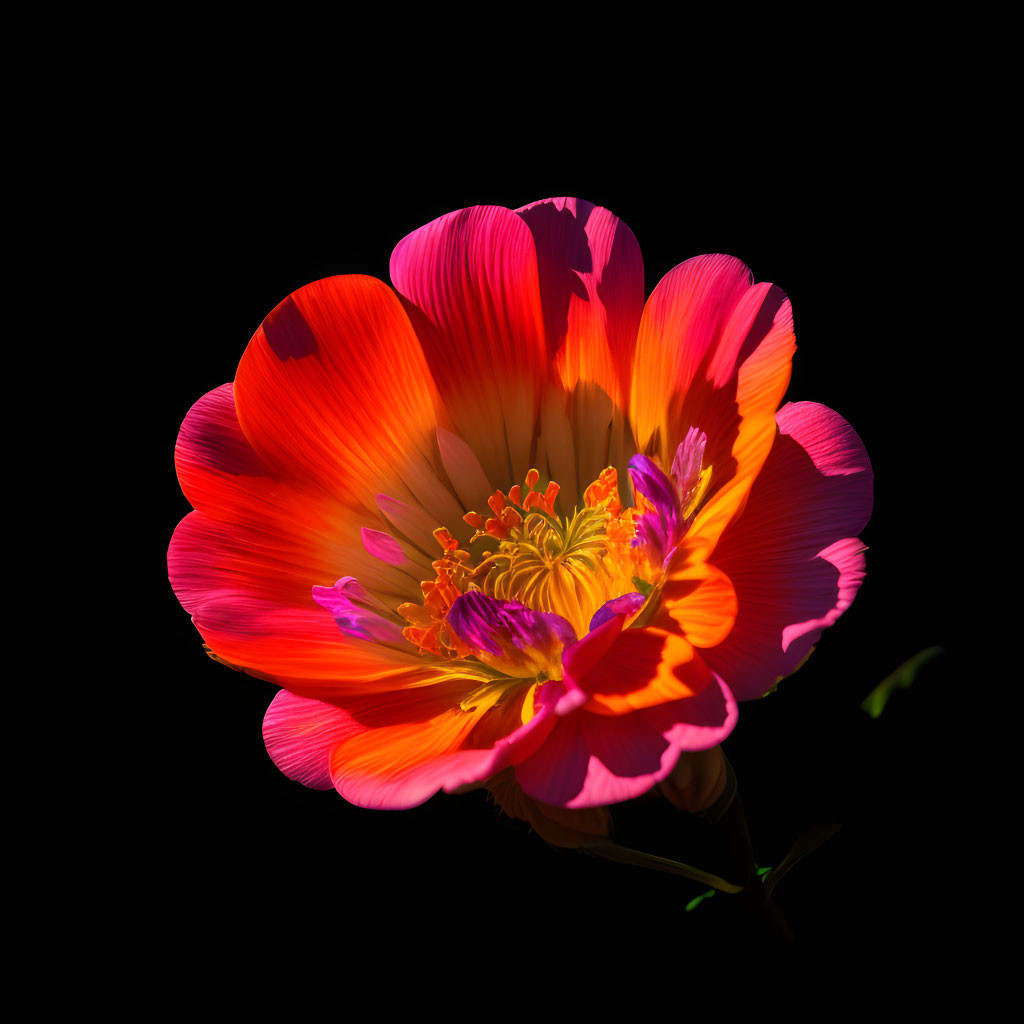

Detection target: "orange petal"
[327, 678, 547, 809]
[562, 617, 713, 716]
[631, 255, 795, 558]
[653, 544, 738, 648]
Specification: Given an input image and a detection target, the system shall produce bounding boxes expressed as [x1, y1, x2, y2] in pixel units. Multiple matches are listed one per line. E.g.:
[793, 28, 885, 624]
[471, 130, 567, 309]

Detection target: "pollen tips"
[525, 468, 540, 489]
[463, 511, 485, 529]
[397, 602, 432, 625]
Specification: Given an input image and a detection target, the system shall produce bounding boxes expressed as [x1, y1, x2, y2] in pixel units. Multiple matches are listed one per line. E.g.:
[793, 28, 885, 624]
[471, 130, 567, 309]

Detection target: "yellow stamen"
[399, 467, 659, 660]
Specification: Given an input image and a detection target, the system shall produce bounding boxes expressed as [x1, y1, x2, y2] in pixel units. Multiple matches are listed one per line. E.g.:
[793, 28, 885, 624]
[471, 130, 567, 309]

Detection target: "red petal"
[234, 275, 460, 530]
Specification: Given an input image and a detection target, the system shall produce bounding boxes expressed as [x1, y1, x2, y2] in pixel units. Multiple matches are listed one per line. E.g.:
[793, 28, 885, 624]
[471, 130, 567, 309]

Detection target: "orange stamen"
[584, 467, 622, 515]
[487, 490, 507, 516]
[433, 527, 460, 553]
[500, 506, 523, 530]
[542, 481, 559, 513]
[399, 551, 474, 658]
[484, 516, 507, 540]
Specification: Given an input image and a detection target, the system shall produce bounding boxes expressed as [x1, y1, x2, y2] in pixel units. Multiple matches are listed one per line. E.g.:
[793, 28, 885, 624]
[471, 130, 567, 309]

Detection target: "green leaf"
[860, 646, 943, 718]
[685, 868, 770, 911]
[685, 889, 716, 912]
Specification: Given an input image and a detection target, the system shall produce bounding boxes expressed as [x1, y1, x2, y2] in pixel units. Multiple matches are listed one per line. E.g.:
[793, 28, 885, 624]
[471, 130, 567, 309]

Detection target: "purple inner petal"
[313, 576, 406, 645]
[448, 591, 576, 659]
[628, 454, 683, 564]
[589, 591, 648, 633]
[671, 427, 708, 522]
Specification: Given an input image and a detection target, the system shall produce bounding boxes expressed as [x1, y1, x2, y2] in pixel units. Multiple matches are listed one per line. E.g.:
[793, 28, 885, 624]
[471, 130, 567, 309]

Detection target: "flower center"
[479, 504, 614, 638]
[398, 467, 655, 655]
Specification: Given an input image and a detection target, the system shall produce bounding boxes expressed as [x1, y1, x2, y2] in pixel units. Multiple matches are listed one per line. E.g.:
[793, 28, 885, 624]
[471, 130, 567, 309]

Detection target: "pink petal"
[514, 676, 737, 808]
[263, 690, 365, 790]
[360, 527, 412, 569]
[702, 401, 873, 700]
[312, 577, 407, 646]
[390, 205, 547, 487]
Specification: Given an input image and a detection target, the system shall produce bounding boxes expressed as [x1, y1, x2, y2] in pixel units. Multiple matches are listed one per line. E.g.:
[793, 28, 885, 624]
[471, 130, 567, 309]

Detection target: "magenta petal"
[660, 674, 739, 750]
[511, 714, 591, 807]
[702, 401, 873, 701]
[176, 382, 272, 490]
[779, 537, 868, 652]
[312, 577, 406, 646]
[774, 402, 873, 534]
[360, 527, 407, 567]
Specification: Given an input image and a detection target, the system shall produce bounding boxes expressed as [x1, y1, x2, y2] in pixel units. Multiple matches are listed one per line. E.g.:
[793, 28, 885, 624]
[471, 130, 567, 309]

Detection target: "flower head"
[169, 198, 872, 823]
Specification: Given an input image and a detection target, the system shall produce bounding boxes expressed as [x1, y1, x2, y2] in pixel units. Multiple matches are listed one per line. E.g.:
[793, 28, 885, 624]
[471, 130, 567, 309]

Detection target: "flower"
[169, 198, 872, 831]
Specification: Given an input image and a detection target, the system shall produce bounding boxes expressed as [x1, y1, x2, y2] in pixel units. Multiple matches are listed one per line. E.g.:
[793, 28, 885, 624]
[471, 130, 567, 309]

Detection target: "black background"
[132, 123, 959, 969]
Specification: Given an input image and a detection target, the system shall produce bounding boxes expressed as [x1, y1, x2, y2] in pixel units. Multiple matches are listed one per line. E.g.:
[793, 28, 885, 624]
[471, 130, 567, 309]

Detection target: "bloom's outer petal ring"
[327, 698, 558, 811]
[631, 254, 795, 559]
[168, 509, 460, 700]
[234, 274, 463, 535]
[701, 400, 873, 700]
[174, 383, 427, 608]
[515, 196, 644, 408]
[513, 673, 738, 808]
[390, 205, 548, 489]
